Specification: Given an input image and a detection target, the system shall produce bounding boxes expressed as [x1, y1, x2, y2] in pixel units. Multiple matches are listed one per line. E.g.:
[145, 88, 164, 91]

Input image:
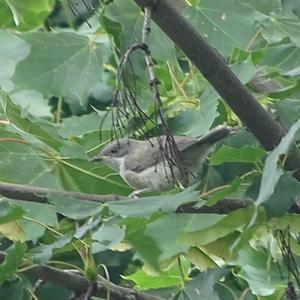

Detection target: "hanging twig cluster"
[68, 0, 95, 27]
[275, 228, 300, 299]
[103, 3, 189, 186]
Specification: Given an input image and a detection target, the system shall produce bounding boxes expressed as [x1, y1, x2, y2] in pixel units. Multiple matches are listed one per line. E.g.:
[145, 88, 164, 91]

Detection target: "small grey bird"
[93, 126, 232, 197]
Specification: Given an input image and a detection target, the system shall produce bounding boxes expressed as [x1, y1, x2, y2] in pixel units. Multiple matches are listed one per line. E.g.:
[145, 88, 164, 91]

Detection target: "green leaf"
[123, 259, 189, 290]
[261, 16, 300, 48]
[0, 279, 26, 300]
[0, 242, 26, 284]
[108, 186, 203, 217]
[256, 119, 300, 206]
[282, 0, 300, 17]
[184, 0, 264, 56]
[48, 195, 102, 220]
[121, 217, 161, 268]
[207, 178, 242, 206]
[126, 228, 161, 269]
[58, 113, 104, 138]
[0, 3, 13, 29]
[202, 232, 242, 260]
[104, 0, 176, 62]
[31, 233, 73, 263]
[10, 90, 52, 117]
[275, 98, 300, 129]
[10, 200, 58, 242]
[185, 247, 217, 270]
[0, 201, 25, 225]
[231, 59, 258, 84]
[59, 142, 89, 160]
[241, 0, 281, 14]
[183, 268, 229, 300]
[269, 215, 300, 232]
[54, 158, 130, 195]
[210, 145, 265, 165]
[0, 136, 58, 188]
[179, 206, 254, 247]
[0, 221, 26, 241]
[74, 217, 100, 240]
[0, 29, 30, 89]
[4, 0, 53, 28]
[263, 174, 300, 216]
[169, 86, 219, 137]
[124, 269, 181, 290]
[12, 31, 107, 99]
[143, 213, 232, 262]
[260, 45, 300, 72]
[91, 222, 125, 253]
[236, 247, 283, 296]
[0, 89, 64, 149]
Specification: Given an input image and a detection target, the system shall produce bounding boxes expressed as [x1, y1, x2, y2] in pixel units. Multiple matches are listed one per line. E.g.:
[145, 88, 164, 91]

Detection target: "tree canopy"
[0, 0, 300, 299]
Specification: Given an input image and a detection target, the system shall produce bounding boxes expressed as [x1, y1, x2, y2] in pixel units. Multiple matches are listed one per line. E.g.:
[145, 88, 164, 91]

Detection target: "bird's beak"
[90, 155, 103, 162]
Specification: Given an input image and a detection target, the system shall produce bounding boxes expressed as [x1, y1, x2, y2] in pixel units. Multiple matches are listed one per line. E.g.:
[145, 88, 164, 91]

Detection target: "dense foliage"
[0, 0, 300, 299]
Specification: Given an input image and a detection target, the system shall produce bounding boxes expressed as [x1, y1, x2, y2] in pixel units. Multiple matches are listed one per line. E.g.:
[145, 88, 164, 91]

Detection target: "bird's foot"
[128, 187, 153, 198]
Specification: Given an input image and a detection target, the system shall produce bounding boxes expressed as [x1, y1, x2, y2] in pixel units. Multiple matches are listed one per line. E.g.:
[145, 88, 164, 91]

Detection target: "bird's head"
[92, 138, 133, 171]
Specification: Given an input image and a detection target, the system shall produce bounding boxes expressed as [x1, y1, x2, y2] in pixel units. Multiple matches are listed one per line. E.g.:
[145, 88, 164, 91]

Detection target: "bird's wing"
[124, 136, 199, 173]
[124, 141, 163, 173]
[124, 127, 231, 173]
[180, 126, 232, 169]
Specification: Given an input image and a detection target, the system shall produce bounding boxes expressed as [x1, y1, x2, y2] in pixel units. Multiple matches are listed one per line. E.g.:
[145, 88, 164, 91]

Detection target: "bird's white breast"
[120, 160, 176, 192]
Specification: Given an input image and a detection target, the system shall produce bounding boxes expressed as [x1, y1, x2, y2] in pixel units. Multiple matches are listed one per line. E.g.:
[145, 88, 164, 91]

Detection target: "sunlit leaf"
[0, 221, 26, 241]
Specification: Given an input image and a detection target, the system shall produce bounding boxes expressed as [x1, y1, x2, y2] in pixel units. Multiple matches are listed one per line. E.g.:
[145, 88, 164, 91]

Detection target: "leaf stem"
[199, 184, 231, 198]
[245, 28, 261, 51]
[0, 137, 29, 145]
[56, 97, 63, 124]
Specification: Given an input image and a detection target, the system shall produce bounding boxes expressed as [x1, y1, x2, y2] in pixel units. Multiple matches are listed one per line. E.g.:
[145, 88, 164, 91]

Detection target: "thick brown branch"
[133, 0, 300, 178]
[1, 181, 299, 214]
[0, 181, 123, 203]
[26, 265, 164, 300]
[0, 252, 163, 300]
[177, 198, 252, 214]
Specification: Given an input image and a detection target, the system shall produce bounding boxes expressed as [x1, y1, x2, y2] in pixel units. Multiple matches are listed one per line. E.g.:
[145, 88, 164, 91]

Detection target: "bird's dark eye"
[111, 147, 118, 153]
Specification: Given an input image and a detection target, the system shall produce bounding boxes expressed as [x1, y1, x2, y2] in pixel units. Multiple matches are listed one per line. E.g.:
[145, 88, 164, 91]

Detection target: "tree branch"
[0, 252, 163, 300]
[1, 181, 299, 214]
[0, 181, 123, 203]
[133, 0, 300, 177]
[26, 265, 163, 300]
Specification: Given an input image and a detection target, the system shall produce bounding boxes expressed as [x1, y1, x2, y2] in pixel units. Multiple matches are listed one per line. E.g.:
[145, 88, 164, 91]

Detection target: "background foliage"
[0, 0, 300, 299]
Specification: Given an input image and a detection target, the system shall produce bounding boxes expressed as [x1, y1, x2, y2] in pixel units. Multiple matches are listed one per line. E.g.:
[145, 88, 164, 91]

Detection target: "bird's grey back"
[124, 126, 231, 174]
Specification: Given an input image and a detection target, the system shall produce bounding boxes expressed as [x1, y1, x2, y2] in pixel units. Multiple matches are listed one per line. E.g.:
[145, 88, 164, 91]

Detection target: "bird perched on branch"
[93, 126, 232, 197]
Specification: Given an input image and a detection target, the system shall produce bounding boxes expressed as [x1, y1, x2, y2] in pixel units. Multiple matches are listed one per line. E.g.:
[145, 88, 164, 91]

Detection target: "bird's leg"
[176, 180, 185, 191]
[129, 187, 153, 198]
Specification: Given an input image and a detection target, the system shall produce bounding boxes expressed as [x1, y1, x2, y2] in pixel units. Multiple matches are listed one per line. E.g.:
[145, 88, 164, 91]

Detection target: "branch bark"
[26, 265, 164, 300]
[0, 252, 163, 300]
[1, 181, 299, 214]
[133, 0, 300, 176]
[0, 181, 123, 203]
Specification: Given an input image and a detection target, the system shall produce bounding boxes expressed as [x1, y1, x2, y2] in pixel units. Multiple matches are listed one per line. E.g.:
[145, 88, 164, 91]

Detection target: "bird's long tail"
[197, 126, 233, 145]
